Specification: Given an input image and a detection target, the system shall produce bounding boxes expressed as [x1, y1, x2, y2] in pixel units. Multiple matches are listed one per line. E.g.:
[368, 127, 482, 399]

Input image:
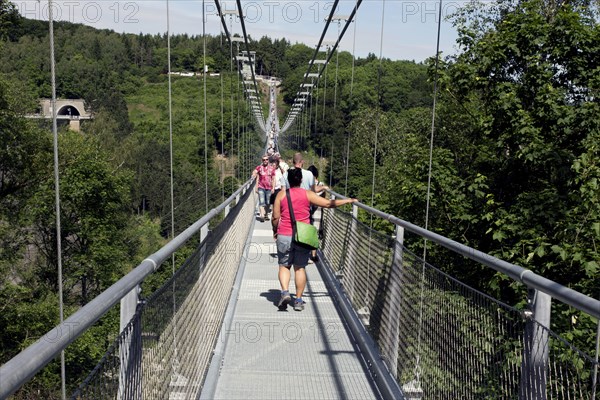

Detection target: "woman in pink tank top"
[271, 168, 357, 311]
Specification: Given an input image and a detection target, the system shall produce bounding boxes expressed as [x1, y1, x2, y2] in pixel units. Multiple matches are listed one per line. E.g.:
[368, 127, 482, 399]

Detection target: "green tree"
[0, 0, 21, 41]
[418, 0, 600, 356]
[0, 76, 51, 287]
[28, 131, 134, 306]
[441, 0, 599, 288]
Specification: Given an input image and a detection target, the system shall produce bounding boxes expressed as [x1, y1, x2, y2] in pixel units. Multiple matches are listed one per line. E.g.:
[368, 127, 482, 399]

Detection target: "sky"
[15, 0, 465, 62]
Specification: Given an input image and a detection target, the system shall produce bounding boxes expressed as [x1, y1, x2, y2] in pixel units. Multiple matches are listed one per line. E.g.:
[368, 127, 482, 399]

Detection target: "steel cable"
[48, 1, 66, 397]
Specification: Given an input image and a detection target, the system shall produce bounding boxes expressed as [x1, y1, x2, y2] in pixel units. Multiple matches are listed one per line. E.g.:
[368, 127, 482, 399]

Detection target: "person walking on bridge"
[271, 168, 357, 311]
[283, 153, 314, 191]
[252, 155, 275, 222]
[283, 153, 328, 194]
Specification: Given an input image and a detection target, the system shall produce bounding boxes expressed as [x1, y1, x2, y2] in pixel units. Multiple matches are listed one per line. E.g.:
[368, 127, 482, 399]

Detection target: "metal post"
[119, 285, 141, 400]
[592, 318, 599, 400]
[380, 225, 404, 379]
[321, 194, 336, 261]
[201, 223, 209, 243]
[198, 222, 210, 275]
[343, 203, 359, 303]
[520, 289, 551, 400]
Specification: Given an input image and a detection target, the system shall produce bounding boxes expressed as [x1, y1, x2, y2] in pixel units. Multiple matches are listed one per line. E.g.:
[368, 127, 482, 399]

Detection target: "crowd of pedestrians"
[253, 151, 357, 311]
[253, 84, 358, 313]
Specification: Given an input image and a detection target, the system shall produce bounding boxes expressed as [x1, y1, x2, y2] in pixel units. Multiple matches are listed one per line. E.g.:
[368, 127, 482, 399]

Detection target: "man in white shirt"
[283, 153, 315, 191]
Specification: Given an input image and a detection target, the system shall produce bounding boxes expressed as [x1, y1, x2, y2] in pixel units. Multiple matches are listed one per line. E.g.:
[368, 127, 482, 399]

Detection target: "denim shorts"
[258, 188, 270, 207]
[276, 235, 310, 267]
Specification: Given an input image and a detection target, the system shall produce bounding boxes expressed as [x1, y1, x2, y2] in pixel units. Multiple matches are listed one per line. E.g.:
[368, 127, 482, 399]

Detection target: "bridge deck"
[204, 209, 380, 399]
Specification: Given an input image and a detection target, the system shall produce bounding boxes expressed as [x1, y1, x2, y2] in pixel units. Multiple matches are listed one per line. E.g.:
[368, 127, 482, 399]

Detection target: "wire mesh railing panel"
[72, 188, 255, 399]
[320, 207, 599, 400]
[321, 207, 352, 274]
[322, 208, 395, 326]
[522, 323, 598, 400]
[137, 241, 207, 400]
[394, 247, 523, 398]
[71, 312, 144, 400]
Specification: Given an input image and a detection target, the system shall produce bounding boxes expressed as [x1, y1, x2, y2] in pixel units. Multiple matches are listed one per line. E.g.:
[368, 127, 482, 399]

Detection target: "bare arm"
[306, 190, 357, 208]
[315, 183, 329, 193]
[252, 169, 258, 192]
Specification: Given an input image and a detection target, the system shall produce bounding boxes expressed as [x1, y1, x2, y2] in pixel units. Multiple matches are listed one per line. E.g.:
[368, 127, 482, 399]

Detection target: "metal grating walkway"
[204, 210, 381, 400]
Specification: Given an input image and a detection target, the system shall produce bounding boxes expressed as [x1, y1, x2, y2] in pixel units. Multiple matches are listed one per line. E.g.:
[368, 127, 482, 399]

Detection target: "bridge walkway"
[203, 210, 381, 399]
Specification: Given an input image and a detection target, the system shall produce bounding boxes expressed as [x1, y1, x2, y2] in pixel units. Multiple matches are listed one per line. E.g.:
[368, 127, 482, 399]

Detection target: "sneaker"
[278, 292, 291, 310]
[310, 255, 319, 263]
[293, 299, 305, 311]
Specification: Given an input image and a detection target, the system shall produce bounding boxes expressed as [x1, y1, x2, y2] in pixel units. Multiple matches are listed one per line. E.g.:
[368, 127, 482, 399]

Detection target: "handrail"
[0, 178, 255, 399]
[327, 189, 600, 319]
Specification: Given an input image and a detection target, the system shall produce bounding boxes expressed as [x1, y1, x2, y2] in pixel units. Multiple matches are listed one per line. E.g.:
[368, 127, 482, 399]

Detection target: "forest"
[1, 0, 598, 397]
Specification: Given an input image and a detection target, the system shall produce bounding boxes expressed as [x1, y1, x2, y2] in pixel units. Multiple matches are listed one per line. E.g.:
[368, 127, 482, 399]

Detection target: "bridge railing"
[320, 189, 599, 399]
[0, 178, 255, 399]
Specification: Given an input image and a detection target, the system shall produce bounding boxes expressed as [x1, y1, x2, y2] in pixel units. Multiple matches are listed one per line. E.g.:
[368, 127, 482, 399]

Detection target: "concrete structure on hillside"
[26, 99, 92, 131]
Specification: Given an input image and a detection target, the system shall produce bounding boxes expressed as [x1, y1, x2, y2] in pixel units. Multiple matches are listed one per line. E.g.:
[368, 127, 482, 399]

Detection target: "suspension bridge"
[1, 0, 599, 399]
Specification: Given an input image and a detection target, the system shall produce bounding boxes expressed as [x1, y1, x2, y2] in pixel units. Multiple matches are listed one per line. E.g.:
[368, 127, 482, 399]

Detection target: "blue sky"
[16, 1, 463, 61]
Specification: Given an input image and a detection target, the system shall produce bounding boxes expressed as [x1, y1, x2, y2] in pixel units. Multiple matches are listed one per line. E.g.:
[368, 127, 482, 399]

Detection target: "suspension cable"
[165, 0, 182, 384]
[344, 3, 358, 196]
[423, 0, 444, 252]
[48, 1, 66, 398]
[203, 0, 209, 213]
[213, 1, 231, 41]
[370, 0, 385, 214]
[322, 47, 328, 126]
[319, 48, 329, 157]
[594, 319, 599, 396]
[330, 19, 342, 188]
[416, 0, 445, 386]
[282, 0, 363, 134]
[308, 78, 313, 146]
[363, 0, 387, 311]
[220, 27, 225, 202]
[281, 0, 340, 133]
[229, 15, 235, 192]
[236, 0, 266, 129]
[333, 21, 341, 111]
[304, 101, 309, 147]
[237, 55, 241, 181]
[314, 72, 319, 137]
[167, 0, 175, 255]
[215, 0, 266, 136]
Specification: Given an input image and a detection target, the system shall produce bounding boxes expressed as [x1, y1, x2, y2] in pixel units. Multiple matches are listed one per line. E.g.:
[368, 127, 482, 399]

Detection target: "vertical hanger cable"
[203, 0, 208, 213]
[344, 0, 358, 197]
[415, 0, 445, 386]
[48, 1, 66, 398]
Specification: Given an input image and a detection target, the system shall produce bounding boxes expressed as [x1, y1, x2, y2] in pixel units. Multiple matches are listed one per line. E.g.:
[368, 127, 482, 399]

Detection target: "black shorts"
[270, 189, 281, 205]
